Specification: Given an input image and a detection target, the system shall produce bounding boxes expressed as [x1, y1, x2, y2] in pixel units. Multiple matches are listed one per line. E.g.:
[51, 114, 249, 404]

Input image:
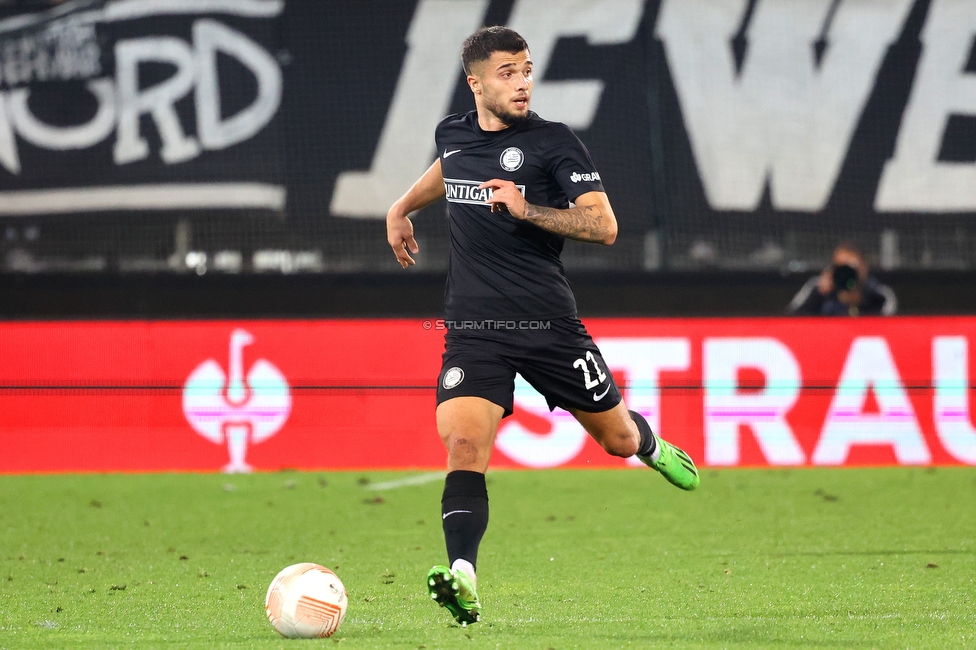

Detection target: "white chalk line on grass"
[366, 472, 445, 491]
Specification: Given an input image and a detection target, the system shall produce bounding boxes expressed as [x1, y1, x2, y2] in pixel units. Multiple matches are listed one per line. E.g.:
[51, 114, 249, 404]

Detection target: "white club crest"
[443, 367, 464, 389]
[182, 329, 291, 473]
[499, 147, 524, 172]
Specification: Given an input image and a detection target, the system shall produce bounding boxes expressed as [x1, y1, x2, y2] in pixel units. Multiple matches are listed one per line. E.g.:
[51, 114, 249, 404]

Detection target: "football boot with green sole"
[426, 565, 481, 626]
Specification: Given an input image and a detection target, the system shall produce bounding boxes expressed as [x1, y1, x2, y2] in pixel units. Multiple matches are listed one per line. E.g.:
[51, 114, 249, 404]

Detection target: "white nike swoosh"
[443, 149, 462, 158]
[442, 509, 472, 520]
[592, 384, 611, 401]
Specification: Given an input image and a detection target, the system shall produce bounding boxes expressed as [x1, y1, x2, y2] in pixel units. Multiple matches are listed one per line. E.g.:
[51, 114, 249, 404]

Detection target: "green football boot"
[640, 435, 700, 491]
[427, 565, 481, 626]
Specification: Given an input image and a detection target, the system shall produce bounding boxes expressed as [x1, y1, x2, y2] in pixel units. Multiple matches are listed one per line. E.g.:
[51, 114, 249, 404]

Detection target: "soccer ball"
[265, 563, 348, 638]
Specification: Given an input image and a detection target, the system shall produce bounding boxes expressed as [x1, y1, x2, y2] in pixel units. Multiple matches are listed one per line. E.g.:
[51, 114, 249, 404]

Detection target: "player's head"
[462, 26, 532, 128]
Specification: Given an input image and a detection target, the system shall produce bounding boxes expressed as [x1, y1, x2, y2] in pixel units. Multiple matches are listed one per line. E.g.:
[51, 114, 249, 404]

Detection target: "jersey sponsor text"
[443, 178, 526, 206]
[569, 171, 600, 183]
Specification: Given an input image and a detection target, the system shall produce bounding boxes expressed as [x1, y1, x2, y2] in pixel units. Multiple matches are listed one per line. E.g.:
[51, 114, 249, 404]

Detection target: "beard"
[497, 109, 529, 127]
[484, 95, 530, 127]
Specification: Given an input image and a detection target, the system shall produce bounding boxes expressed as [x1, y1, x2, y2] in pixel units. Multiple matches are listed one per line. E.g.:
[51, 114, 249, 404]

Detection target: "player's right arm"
[387, 159, 446, 269]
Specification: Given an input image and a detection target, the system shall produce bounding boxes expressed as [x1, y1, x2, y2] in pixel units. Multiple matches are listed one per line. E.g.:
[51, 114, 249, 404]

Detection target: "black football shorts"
[435, 316, 622, 417]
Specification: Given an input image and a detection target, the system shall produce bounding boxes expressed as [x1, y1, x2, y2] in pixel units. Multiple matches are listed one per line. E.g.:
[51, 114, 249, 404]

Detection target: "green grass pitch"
[1, 467, 974, 649]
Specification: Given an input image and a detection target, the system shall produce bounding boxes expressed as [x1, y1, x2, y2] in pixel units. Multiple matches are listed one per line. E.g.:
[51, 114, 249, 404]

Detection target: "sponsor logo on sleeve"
[570, 171, 601, 183]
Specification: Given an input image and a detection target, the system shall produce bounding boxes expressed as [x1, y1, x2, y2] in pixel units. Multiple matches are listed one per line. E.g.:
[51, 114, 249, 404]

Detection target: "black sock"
[441, 470, 489, 570]
[630, 410, 657, 458]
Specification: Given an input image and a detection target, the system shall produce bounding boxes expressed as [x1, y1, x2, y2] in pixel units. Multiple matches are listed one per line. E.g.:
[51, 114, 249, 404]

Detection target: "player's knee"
[447, 436, 488, 466]
[599, 433, 638, 458]
[449, 436, 475, 454]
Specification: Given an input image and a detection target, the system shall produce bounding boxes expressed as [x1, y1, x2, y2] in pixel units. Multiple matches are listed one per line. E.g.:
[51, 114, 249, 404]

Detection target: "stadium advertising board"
[0, 318, 974, 474]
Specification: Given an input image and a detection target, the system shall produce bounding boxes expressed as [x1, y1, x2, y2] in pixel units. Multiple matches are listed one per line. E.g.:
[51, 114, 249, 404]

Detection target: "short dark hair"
[461, 26, 528, 75]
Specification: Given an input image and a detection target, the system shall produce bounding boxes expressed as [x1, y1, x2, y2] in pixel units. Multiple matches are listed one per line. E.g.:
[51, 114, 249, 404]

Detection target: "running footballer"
[385, 26, 699, 626]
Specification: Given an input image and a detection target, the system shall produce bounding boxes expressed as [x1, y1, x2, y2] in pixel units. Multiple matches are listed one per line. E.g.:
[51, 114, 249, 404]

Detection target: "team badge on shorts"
[442, 367, 465, 389]
[499, 147, 524, 172]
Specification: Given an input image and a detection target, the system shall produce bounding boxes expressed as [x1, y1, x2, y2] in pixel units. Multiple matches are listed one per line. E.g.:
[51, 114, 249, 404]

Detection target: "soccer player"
[385, 26, 699, 626]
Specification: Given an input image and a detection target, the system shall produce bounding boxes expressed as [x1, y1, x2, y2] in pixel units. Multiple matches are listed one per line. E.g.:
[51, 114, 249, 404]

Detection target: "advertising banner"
[0, 317, 974, 474]
[0, 0, 286, 211]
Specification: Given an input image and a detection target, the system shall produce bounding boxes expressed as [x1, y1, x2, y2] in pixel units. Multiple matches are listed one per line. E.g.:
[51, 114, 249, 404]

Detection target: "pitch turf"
[1, 467, 973, 649]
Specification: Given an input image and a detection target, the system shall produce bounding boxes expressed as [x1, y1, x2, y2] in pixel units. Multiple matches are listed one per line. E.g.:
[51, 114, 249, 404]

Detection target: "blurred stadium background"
[1, 0, 975, 317]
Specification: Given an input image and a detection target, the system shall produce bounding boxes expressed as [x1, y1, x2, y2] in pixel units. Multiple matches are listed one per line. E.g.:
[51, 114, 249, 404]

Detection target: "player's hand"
[479, 179, 527, 219]
[386, 208, 419, 269]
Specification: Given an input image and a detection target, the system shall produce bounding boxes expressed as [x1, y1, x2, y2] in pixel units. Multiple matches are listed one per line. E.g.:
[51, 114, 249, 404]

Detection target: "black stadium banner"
[0, 0, 974, 274]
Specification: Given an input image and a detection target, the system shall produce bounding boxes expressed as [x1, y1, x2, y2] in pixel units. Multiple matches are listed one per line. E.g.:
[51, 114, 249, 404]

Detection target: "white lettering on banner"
[183, 329, 291, 473]
[494, 333, 970, 469]
[114, 36, 200, 164]
[703, 338, 804, 466]
[497, 338, 691, 468]
[495, 374, 588, 468]
[507, 0, 643, 129]
[193, 20, 283, 151]
[330, 0, 490, 218]
[0, 0, 285, 35]
[875, 0, 976, 211]
[331, 0, 641, 218]
[933, 336, 976, 464]
[1, 19, 281, 168]
[102, 0, 285, 21]
[813, 337, 930, 465]
[0, 92, 20, 173]
[0, 3, 285, 212]
[656, 0, 913, 211]
[0, 16, 101, 86]
[597, 338, 691, 467]
[0, 184, 286, 215]
[8, 79, 116, 151]
[114, 22, 282, 165]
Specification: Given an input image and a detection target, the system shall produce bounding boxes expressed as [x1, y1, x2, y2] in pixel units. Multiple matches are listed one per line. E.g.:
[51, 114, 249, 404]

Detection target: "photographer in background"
[788, 242, 897, 316]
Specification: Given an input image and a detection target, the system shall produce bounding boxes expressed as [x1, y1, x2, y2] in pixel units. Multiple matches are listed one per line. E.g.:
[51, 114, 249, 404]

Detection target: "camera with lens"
[831, 264, 859, 292]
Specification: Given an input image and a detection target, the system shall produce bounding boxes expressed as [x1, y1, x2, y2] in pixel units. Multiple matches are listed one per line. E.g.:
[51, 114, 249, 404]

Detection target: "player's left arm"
[479, 181, 617, 245]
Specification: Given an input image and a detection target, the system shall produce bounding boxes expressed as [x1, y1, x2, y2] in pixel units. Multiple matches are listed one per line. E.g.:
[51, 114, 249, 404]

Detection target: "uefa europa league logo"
[182, 329, 291, 472]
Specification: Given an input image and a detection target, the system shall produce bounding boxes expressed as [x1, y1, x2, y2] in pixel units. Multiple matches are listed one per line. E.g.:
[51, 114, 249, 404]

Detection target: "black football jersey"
[435, 111, 605, 321]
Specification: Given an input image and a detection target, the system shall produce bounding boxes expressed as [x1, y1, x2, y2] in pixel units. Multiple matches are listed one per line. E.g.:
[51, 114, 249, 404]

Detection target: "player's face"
[471, 49, 533, 127]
